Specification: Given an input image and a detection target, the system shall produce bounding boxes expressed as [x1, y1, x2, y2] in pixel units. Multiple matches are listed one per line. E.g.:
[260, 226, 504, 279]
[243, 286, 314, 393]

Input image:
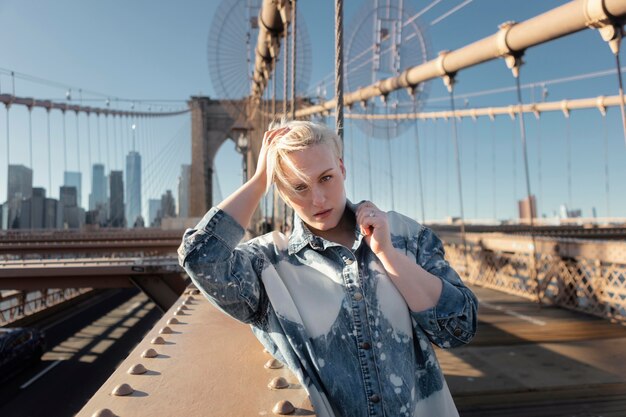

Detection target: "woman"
[178, 120, 478, 417]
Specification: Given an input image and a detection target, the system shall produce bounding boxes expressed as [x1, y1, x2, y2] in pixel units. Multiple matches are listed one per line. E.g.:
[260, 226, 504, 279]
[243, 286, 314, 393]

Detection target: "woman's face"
[280, 143, 347, 234]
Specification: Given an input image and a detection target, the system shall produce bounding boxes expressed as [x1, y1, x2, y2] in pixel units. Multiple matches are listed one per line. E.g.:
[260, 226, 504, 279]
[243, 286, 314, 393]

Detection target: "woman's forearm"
[216, 175, 266, 230]
[377, 250, 443, 312]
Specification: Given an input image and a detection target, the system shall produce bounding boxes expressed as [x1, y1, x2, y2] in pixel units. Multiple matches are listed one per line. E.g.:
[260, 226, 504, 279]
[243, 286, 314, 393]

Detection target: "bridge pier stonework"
[188, 97, 265, 228]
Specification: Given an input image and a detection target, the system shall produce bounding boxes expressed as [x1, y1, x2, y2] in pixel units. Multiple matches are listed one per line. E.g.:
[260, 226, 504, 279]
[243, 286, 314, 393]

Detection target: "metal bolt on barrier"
[167, 317, 180, 325]
[128, 363, 147, 375]
[178, 305, 189, 310]
[186, 295, 195, 302]
[173, 310, 185, 316]
[141, 348, 158, 358]
[264, 358, 284, 369]
[159, 326, 173, 334]
[151, 336, 165, 345]
[92, 409, 117, 417]
[272, 400, 295, 415]
[268, 376, 289, 389]
[112, 383, 134, 396]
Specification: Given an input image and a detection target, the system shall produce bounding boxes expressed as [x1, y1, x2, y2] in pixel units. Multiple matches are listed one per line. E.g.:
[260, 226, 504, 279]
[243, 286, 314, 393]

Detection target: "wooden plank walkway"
[444, 285, 626, 417]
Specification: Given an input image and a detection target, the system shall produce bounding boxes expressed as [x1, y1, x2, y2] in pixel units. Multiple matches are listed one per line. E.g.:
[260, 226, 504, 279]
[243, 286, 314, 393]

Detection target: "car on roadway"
[0, 327, 46, 381]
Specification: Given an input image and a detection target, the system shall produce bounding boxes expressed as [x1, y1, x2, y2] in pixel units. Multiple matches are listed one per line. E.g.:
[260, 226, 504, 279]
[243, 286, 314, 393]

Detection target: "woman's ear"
[339, 158, 346, 180]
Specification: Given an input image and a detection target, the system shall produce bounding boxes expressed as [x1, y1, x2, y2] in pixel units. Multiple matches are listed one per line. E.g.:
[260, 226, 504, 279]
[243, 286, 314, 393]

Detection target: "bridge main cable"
[295, 0, 626, 118]
[0, 93, 188, 117]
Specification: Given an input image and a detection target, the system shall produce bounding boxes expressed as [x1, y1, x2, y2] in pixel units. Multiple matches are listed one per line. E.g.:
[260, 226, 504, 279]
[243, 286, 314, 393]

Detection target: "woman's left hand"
[356, 201, 393, 257]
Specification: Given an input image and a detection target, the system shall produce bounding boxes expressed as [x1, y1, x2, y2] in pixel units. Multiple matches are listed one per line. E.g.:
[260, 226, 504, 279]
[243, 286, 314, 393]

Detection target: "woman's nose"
[312, 186, 325, 206]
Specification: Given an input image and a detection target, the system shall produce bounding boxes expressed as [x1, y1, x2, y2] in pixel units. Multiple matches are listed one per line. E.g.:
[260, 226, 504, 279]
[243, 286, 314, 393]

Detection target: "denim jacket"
[178, 201, 478, 417]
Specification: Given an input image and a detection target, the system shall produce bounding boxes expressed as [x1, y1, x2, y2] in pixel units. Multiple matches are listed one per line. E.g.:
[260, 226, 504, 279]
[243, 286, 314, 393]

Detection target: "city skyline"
[0, 0, 625, 222]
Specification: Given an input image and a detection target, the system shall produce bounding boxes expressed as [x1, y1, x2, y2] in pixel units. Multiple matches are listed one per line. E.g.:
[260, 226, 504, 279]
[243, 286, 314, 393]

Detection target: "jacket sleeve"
[410, 227, 478, 348]
[177, 207, 267, 325]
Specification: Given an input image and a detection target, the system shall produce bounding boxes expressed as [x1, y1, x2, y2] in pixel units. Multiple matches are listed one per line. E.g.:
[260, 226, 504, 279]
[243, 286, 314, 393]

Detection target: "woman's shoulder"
[244, 230, 291, 258]
[386, 210, 426, 238]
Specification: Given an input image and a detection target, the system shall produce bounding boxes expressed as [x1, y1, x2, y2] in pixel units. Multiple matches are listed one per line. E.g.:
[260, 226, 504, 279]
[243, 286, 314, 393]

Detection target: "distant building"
[6, 164, 33, 229]
[89, 164, 108, 209]
[559, 204, 582, 219]
[125, 152, 142, 227]
[8, 164, 33, 200]
[161, 190, 176, 219]
[19, 187, 46, 229]
[518, 195, 537, 222]
[149, 199, 161, 227]
[64, 171, 82, 208]
[178, 164, 191, 218]
[44, 198, 63, 229]
[109, 170, 125, 227]
[60, 186, 84, 228]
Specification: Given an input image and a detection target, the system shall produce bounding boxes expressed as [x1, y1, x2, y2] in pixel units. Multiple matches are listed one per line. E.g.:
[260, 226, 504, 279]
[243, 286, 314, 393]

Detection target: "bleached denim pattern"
[178, 201, 478, 417]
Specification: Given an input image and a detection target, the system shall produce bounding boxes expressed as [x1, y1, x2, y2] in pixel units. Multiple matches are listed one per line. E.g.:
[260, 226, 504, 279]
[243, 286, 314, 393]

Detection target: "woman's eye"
[321, 175, 332, 182]
[294, 184, 308, 192]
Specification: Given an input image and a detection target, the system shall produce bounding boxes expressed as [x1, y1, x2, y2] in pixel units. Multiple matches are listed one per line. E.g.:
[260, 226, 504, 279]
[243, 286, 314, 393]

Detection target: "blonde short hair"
[266, 120, 343, 198]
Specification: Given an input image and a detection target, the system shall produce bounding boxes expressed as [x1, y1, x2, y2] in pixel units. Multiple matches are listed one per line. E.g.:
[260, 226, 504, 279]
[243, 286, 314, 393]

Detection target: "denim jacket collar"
[287, 199, 362, 255]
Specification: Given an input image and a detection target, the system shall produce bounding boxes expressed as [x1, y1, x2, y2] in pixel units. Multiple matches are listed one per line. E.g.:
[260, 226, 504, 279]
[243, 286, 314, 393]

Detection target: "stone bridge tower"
[187, 97, 265, 226]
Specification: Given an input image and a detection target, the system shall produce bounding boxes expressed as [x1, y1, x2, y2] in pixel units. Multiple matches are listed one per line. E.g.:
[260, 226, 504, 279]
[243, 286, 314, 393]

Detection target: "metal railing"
[0, 288, 92, 325]
[442, 232, 626, 323]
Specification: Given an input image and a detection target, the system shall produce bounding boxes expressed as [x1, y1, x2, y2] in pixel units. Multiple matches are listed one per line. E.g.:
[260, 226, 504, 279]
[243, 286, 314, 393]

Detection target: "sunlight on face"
[281, 143, 347, 233]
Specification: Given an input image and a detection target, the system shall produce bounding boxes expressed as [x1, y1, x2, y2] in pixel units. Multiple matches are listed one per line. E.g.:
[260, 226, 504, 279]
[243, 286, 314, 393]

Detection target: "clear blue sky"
[1, 0, 625, 222]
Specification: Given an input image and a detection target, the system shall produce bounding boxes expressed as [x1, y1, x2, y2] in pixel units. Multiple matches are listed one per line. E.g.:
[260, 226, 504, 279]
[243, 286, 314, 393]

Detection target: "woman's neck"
[310, 204, 356, 248]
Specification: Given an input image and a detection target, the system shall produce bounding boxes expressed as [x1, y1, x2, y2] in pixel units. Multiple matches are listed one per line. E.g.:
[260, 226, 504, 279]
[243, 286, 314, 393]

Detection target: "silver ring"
[369, 211, 376, 218]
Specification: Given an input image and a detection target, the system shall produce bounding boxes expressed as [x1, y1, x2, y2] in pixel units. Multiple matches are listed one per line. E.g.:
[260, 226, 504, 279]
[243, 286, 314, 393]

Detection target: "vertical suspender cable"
[28, 106, 33, 169]
[473, 118, 478, 219]
[511, 116, 517, 214]
[384, 101, 395, 211]
[349, 112, 356, 199]
[413, 97, 426, 224]
[63, 109, 68, 174]
[614, 48, 626, 148]
[565, 113, 572, 209]
[291, 0, 297, 120]
[105, 115, 110, 173]
[28, 105, 34, 227]
[87, 112, 92, 203]
[602, 113, 611, 217]
[535, 113, 543, 219]
[491, 121, 496, 220]
[46, 108, 52, 194]
[335, 0, 343, 140]
[448, 87, 468, 273]
[366, 103, 374, 200]
[515, 74, 539, 304]
[433, 119, 438, 220]
[75, 111, 81, 179]
[97, 114, 101, 164]
[283, 16, 289, 118]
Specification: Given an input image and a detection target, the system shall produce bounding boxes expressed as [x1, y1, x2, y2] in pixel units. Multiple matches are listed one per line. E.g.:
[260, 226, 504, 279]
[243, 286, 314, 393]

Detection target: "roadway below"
[0, 288, 162, 417]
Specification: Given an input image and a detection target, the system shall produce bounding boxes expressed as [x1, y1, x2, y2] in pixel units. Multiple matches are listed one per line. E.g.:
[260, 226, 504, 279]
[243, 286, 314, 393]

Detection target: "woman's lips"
[313, 208, 332, 219]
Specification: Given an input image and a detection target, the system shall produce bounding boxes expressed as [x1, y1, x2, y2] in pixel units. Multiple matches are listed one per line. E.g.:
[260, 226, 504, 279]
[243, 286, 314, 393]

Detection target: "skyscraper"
[89, 164, 107, 210]
[109, 170, 125, 227]
[64, 171, 82, 208]
[6, 164, 33, 228]
[178, 164, 191, 218]
[161, 190, 176, 219]
[148, 199, 161, 227]
[8, 164, 33, 200]
[125, 151, 142, 227]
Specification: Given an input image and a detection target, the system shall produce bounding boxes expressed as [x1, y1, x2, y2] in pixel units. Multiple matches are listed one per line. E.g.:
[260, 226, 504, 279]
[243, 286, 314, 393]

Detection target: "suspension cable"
[413, 96, 425, 223]
[602, 112, 611, 217]
[46, 108, 52, 194]
[384, 100, 395, 211]
[335, 0, 343, 140]
[290, 0, 297, 120]
[448, 83, 468, 273]
[614, 47, 626, 147]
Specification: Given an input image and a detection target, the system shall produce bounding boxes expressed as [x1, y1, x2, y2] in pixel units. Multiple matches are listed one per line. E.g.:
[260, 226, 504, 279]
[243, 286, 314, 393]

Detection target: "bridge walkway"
[77, 283, 626, 417]
[452, 285, 626, 416]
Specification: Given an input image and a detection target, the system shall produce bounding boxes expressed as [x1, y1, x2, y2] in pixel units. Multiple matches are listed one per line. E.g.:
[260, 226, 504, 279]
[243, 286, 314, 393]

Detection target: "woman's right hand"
[252, 127, 290, 188]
